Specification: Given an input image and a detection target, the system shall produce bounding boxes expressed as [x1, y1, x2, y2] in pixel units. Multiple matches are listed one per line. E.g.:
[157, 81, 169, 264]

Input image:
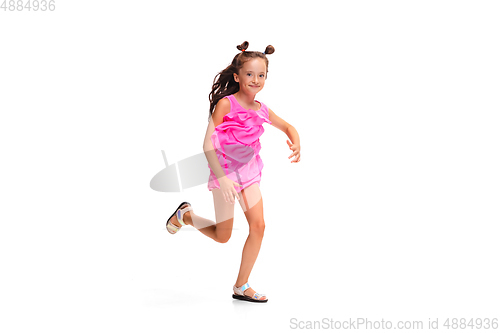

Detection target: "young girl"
[166, 41, 301, 303]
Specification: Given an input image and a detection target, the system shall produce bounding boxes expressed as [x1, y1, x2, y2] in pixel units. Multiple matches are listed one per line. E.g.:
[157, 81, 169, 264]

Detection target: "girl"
[166, 41, 301, 303]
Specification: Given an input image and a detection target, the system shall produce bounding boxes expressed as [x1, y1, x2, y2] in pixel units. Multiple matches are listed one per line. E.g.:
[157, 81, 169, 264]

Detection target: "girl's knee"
[216, 233, 232, 243]
[249, 220, 265, 237]
[215, 226, 233, 243]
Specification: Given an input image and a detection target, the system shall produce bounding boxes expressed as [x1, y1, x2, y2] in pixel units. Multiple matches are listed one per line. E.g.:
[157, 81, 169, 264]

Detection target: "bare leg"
[234, 183, 267, 301]
[168, 188, 237, 243]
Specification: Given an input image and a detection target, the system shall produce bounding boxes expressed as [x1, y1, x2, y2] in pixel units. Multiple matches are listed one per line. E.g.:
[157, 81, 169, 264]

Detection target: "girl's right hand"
[218, 176, 242, 204]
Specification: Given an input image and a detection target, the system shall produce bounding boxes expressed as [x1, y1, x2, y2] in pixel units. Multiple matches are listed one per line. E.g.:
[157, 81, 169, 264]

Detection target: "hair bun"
[237, 41, 249, 52]
[263, 45, 275, 55]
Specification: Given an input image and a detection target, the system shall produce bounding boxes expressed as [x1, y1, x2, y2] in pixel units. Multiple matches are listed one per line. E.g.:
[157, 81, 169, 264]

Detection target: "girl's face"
[234, 58, 267, 95]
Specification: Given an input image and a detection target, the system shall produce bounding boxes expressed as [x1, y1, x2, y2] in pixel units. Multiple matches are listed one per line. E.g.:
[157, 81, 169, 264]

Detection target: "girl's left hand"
[287, 140, 301, 163]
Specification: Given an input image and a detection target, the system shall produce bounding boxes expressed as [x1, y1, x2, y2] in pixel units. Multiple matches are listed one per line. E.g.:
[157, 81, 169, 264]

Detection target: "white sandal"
[233, 282, 268, 303]
[166, 202, 193, 234]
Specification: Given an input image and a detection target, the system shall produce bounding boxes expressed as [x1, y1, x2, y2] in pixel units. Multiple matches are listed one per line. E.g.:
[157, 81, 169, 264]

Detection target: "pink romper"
[207, 94, 272, 193]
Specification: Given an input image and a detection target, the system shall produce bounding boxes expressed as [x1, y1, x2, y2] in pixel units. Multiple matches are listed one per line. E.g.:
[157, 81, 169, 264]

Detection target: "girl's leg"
[169, 188, 235, 243]
[234, 183, 267, 300]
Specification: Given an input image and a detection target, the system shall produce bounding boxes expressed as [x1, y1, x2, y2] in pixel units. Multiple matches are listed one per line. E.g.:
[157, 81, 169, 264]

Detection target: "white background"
[1, 1, 499, 332]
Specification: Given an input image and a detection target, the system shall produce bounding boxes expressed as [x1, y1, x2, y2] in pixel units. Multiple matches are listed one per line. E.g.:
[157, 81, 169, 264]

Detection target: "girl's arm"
[203, 98, 231, 179]
[269, 108, 300, 146]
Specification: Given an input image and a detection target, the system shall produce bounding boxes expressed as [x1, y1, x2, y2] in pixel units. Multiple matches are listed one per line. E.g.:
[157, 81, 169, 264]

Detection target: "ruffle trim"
[223, 109, 272, 126]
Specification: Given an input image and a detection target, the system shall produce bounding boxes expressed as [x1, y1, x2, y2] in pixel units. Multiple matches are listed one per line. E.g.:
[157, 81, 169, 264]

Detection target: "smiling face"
[233, 58, 267, 95]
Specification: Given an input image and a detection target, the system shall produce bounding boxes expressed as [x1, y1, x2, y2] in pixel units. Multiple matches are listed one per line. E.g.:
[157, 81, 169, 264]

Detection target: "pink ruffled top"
[207, 94, 272, 193]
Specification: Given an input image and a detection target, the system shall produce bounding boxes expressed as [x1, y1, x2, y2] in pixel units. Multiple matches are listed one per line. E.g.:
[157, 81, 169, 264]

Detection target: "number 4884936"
[1, 0, 56, 11]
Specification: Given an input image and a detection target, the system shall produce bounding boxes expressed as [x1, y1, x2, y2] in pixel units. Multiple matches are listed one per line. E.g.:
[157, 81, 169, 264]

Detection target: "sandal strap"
[252, 292, 266, 300]
[233, 282, 250, 296]
[176, 205, 193, 226]
[166, 221, 180, 234]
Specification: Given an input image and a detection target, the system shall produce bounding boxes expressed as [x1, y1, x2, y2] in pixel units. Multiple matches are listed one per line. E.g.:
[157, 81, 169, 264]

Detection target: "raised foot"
[169, 204, 193, 228]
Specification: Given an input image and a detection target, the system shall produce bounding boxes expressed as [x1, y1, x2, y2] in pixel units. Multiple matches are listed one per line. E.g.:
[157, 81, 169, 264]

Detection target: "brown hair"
[207, 41, 275, 122]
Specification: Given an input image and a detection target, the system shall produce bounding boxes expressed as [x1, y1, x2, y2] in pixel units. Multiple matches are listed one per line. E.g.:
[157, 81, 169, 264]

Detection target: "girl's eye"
[247, 73, 252, 76]
[259, 74, 264, 78]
